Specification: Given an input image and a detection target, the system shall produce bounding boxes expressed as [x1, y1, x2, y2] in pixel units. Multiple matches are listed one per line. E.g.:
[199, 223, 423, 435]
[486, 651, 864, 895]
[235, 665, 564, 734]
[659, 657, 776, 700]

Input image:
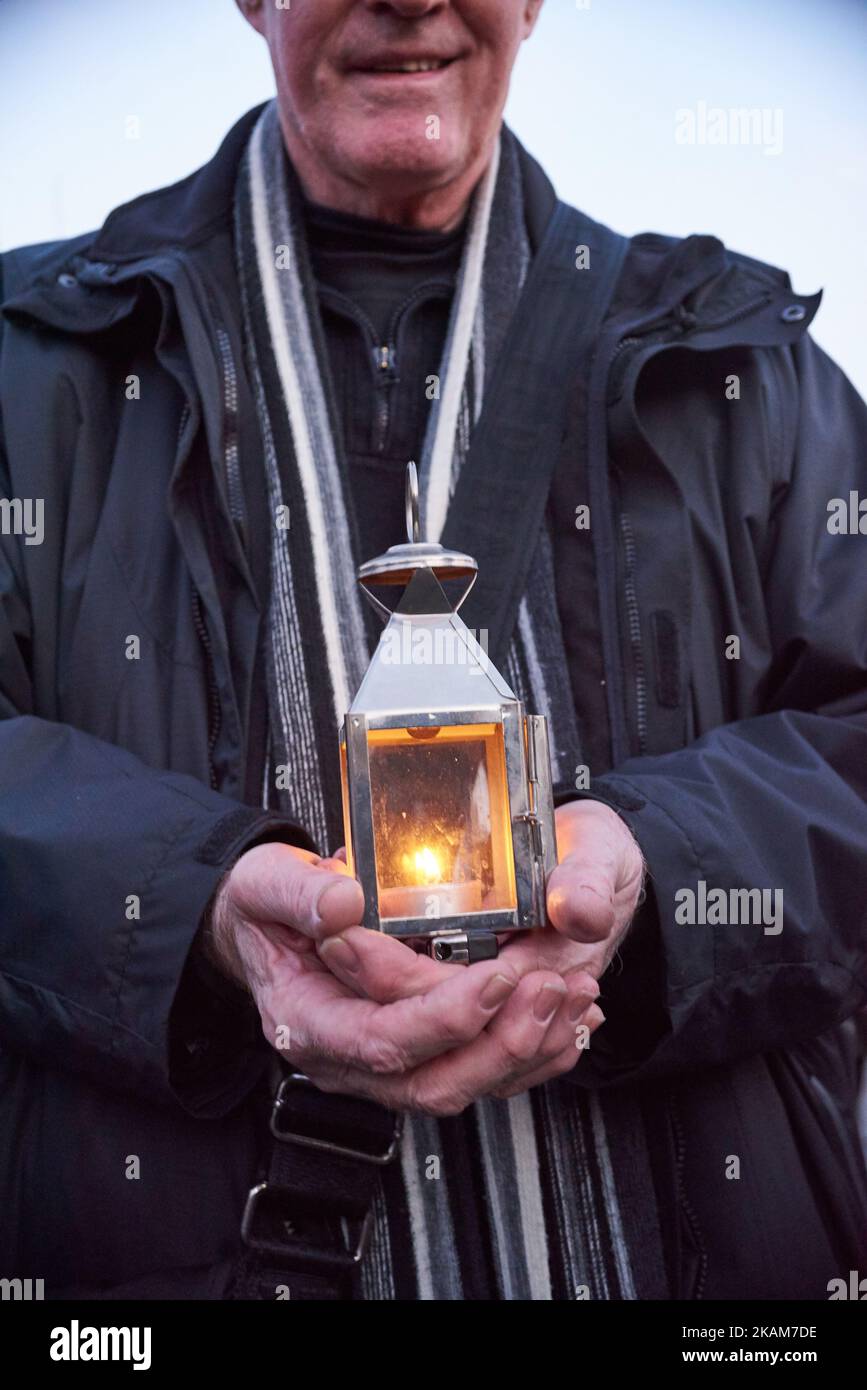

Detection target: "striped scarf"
[234, 100, 667, 1300]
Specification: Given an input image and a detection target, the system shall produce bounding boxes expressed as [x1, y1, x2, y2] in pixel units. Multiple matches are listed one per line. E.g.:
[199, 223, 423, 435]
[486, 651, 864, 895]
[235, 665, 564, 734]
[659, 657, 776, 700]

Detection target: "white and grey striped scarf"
[233, 100, 667, 1301]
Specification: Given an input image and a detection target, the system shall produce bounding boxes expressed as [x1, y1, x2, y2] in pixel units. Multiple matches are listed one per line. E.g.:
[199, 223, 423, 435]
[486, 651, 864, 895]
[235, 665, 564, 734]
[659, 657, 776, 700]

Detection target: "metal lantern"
[339, 464, 557, 964]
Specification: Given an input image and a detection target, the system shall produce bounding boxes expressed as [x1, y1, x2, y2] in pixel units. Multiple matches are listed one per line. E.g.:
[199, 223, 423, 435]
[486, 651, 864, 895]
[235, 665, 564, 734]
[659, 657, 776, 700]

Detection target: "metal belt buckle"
[269, 1071, 403, 1165]
[241, 1182, 373, 1272]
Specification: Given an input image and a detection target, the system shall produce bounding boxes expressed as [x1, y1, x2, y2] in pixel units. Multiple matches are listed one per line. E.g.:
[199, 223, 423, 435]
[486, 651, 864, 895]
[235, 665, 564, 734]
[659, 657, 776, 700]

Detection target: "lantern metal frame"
[339, 465, 557, 960]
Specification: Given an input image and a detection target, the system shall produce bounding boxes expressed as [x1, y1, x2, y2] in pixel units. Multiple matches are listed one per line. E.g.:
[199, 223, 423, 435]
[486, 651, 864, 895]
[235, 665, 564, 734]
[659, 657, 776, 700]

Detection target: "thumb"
[546, 856, 616, 942]
[230, 842, 365, 942]
[314, 874, 366, 938]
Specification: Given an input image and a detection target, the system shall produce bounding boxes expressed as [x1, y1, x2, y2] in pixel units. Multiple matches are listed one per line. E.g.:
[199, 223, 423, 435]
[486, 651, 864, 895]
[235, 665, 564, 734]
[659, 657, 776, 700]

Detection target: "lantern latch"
[428, 931, 500, 965]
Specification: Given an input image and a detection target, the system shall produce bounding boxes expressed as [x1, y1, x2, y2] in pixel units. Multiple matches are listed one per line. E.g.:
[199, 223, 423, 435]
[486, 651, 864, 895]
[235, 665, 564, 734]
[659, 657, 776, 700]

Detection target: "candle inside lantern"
[378, 842, 483, 921]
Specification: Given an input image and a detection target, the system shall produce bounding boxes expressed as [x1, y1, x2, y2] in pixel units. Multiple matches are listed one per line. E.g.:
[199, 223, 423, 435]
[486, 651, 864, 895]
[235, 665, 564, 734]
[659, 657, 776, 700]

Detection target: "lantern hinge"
[513, 810, 544, 859]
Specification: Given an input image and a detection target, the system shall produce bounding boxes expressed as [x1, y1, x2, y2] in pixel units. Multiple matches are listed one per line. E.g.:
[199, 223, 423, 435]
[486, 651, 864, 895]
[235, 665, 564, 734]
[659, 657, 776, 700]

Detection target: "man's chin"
[332, 134, 468, 198]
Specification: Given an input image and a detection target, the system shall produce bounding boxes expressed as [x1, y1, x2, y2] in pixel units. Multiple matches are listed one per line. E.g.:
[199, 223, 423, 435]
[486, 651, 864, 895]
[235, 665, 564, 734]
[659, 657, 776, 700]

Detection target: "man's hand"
[205, 841, 602, 1116]
[316, 799, 645, 1098]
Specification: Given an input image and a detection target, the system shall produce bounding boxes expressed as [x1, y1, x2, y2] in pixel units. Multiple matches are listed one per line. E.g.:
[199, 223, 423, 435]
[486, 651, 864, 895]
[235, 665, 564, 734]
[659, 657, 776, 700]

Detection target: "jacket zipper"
[608, 289, 773, 403]
[192, 586, 221, 790]
[694, 288, 774, 332]
[619, 512, 647, 755]
[214, 321, 246, 541]
[614, 287, 774, 356]
[175, 397, 221, 791]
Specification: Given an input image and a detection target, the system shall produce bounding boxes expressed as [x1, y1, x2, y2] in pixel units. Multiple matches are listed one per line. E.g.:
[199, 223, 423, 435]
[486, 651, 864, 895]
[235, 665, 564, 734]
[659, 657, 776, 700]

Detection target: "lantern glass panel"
[365, 723, 517, 920]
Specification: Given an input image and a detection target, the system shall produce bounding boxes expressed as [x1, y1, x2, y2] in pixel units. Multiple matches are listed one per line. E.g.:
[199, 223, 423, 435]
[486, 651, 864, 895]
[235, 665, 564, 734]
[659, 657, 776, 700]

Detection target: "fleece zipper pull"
[372, 343, 398, 452]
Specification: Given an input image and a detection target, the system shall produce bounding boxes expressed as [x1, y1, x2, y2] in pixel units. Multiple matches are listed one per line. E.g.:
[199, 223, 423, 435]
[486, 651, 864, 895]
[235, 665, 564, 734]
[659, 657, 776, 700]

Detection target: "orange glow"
[414, 846, 441, 884]
[400, 845, 444, 885]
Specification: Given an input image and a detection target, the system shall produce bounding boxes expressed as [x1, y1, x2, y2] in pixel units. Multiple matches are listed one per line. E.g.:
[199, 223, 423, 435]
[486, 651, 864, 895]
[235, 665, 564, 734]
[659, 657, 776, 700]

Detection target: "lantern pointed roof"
[349, 465, 516, 715]
[348, 602, 516, 716]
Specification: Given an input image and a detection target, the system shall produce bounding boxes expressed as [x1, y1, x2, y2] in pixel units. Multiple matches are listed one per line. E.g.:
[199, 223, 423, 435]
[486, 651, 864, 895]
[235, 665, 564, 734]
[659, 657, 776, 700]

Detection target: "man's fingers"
[302, 974, 562, 1114]
[395, 972, 599, 1113]
[297, 977, 605, 1116]
[484, 969, 597, 1080]
[319, 854, 353, 877]
[320, 925, 604, 1008]
[319, 926, 467, 1001]
[583, 1002, 605, 1031]
[490, 1000, 606, 1097]
[267, 955, 521, 1075]
[397, 971, 569, 1114]
[498, 931, 602, 993]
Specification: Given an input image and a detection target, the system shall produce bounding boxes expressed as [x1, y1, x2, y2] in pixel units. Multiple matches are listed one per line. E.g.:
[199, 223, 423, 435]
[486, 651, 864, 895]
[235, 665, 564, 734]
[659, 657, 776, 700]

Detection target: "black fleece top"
[304, 197, 465, 564]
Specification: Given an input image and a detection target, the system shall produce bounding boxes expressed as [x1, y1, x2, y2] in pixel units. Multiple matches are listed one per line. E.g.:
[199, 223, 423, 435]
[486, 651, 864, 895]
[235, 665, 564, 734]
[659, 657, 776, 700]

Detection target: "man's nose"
[363, 0, 447, 17]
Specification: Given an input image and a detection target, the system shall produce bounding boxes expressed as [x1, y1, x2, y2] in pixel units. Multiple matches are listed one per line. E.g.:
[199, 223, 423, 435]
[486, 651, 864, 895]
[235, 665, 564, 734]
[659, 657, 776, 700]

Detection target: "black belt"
[231, 1069, 403, 1301]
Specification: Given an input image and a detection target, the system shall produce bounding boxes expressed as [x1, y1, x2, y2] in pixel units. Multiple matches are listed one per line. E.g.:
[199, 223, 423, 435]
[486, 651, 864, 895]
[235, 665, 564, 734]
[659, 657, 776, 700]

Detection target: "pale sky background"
[1, 0, 865, 394]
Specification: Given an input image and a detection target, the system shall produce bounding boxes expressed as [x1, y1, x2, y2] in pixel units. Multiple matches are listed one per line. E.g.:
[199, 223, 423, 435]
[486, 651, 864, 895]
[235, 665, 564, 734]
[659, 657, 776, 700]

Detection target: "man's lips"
[344, 54, 462, 78]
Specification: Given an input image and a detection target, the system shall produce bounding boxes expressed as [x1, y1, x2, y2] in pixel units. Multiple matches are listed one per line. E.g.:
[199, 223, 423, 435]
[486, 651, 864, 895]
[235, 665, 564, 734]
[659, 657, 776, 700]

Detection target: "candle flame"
[414, 846, 441, 885]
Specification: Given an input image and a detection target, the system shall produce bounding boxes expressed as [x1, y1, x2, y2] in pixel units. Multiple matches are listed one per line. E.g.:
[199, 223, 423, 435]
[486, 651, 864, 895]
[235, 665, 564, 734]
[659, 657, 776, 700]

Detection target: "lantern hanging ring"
[405, 460, 420, 544]
[357, 463, 479, 617]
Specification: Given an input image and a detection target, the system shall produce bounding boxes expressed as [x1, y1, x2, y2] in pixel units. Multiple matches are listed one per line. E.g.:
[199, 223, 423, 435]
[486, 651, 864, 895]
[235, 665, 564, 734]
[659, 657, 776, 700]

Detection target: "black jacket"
[1, 107, 865, 1299]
